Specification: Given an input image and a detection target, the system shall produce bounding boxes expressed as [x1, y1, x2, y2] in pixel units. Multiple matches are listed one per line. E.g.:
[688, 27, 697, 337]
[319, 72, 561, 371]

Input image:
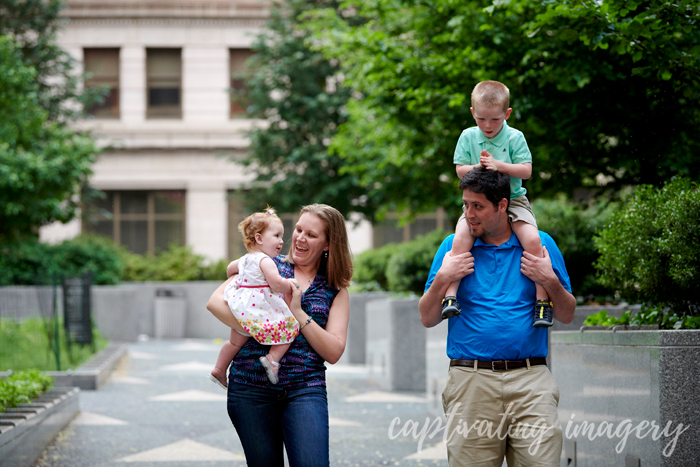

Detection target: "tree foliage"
[594, 178, 700, 315]
[0, 35, 98, 239]
[237, 0, 376, 218]
[0, 0, 99, 122]
[303, 0, 700, 218]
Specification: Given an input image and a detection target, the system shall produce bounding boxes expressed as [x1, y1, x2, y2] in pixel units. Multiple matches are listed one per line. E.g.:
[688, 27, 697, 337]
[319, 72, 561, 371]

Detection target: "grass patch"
[0, 369, 54, 413]
[0, 317, 108, 372]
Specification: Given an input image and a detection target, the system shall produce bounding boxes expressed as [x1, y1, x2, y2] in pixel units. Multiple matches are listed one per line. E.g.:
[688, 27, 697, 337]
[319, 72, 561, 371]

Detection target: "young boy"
[441, 80, 553, 327]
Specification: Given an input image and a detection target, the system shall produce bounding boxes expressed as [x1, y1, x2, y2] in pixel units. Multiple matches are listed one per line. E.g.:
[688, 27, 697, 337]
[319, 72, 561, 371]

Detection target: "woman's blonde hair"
[287, 204, 353, 290]
[238, 206, 282, 252]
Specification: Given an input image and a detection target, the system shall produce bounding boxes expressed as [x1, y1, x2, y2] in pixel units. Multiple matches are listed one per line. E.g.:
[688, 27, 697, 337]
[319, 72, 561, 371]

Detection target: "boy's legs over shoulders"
[442, 216, 474, 319]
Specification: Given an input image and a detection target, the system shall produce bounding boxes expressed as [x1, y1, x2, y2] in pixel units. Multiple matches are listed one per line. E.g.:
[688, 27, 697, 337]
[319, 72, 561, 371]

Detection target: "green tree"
[236, 0, 376, 218]
[0, 35, 97, 240]
[0, 0, 100, 122]
[304, 0, 700, 219]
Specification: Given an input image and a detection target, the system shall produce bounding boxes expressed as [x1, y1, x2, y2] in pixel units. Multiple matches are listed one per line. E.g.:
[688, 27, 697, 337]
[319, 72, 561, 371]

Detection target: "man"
[419, 167, 575, 466]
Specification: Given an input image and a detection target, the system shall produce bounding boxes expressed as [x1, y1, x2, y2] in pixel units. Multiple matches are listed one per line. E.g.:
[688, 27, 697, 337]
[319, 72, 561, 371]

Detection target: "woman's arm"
[226, 259, 240, 278]
[206, 276, 247, 333]
[288, 284, 349, 364]
[259, 257, 294, 295]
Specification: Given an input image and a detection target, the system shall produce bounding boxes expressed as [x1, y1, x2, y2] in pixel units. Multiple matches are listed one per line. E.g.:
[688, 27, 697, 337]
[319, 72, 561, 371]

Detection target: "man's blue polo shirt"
[424, 232, 571, 361]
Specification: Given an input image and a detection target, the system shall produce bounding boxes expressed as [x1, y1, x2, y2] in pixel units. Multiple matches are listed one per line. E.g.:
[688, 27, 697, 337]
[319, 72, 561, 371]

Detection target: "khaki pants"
[442, 364, 562, 467]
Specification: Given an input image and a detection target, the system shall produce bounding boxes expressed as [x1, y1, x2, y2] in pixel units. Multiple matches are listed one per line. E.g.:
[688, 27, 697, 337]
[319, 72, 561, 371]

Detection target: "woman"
[206, 203, 353, 467]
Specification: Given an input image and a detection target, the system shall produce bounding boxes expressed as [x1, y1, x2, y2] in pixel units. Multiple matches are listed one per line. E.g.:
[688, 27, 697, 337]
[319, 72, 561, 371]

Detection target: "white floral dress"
[223, 252, 299, 345]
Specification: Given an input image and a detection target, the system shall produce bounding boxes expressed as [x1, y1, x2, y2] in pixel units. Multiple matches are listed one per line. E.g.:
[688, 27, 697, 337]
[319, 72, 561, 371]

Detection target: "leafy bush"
[0, 234, 123, 285]
[52, 234, 124, 285]
[385, 230, 449, 295]
[0, 237, 53, 285]
[594, 178, 700, 316]
[532, 195, 618, 300]
[0, 235, 227, 285]
[583, 307, 700, 330]
[352, 230, 448, 294]
[121, 244, 228, 282]
[352, 242, 402, 291]
[0, 369, 54, 413]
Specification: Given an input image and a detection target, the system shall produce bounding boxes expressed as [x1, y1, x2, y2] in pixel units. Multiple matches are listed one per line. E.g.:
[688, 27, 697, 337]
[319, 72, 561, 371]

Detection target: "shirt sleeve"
[453, 131, 475, 165]
[424, 235, 455, 293]
[539, 233, 572, 293]
[509, 130, 533, 165]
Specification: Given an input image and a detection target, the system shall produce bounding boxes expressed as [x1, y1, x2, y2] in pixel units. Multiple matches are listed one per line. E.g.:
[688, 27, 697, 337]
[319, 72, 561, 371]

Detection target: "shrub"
[0, 369, 54, 413]
[52, 234, 124, 285]
[385, 230, 448, 295]
[594, 177, 700, 315]
[352, 242, 402, 290]
[583, 306, 700, 330]
[532, 194, 618, 300]
[0, 237, 53, 285]
[121, 244, 228, 282]
[0, 234, 123, 285]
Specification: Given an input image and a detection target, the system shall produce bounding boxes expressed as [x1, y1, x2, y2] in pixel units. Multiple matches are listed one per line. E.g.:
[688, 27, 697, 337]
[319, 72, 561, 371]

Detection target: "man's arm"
[418, 251, 475, 328]
[520, 246, 576, 324]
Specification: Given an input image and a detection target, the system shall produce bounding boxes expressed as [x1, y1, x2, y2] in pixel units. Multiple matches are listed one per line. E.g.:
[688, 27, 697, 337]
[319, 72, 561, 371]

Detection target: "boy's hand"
[480, 150, 498, 171]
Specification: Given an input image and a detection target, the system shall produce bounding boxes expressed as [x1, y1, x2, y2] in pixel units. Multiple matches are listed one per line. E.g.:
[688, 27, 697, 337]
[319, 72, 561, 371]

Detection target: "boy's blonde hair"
[471, 81, 510, 112]
[238, 206, 282, 251]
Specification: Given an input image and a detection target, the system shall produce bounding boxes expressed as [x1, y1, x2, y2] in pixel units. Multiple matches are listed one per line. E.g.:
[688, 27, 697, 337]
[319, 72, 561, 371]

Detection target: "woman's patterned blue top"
[229, 255, 340, 390]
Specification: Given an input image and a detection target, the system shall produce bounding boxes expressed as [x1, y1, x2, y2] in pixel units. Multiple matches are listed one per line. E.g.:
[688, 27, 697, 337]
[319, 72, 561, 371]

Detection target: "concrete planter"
[365, 296, 426, 392]
[0, 387, 80, 467]
[340, 292, 388, 365]
[551, 329, 700, 467]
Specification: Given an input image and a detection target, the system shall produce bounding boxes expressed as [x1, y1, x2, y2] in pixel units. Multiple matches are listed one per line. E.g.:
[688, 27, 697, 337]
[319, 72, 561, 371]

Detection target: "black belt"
[450, 357, 547, 371]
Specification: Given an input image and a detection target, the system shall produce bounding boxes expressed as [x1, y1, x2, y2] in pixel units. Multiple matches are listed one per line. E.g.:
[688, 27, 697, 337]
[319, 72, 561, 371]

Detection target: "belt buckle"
[491, 360, 507, 371]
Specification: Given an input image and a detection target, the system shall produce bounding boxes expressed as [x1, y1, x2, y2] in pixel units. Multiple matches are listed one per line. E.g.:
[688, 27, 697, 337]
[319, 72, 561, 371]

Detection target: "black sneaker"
[441, 296, 461, 320]
[533, 300, 554, 328]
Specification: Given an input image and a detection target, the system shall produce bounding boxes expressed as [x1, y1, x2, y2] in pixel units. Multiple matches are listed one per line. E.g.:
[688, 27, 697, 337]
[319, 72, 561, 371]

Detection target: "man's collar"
[475, 120, 510, 148]
[474, 230, 519, 248]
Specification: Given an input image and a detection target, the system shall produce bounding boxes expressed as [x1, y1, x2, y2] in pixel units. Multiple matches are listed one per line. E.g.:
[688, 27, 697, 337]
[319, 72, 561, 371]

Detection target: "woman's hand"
[288, 279, 303, 316]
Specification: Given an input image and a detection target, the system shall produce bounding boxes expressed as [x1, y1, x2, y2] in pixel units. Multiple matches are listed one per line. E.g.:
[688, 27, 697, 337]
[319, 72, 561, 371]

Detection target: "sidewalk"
[35, 339, 448, 467]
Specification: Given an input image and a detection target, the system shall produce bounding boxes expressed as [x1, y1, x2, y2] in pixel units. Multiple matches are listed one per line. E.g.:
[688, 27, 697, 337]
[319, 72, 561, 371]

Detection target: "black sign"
[62, 272, 93, 345]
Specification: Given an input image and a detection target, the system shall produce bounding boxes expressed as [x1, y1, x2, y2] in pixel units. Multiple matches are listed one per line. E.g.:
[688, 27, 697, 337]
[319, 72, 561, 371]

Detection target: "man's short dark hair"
[458, 167, 511, 208]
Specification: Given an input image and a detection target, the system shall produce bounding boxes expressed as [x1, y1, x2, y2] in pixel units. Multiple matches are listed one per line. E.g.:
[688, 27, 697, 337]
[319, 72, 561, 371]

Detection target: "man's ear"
[499, 198, 509, 213]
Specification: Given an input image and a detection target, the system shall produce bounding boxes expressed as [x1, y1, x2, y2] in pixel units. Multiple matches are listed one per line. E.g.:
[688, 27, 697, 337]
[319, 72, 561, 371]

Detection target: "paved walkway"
[35, 339, 449, 467]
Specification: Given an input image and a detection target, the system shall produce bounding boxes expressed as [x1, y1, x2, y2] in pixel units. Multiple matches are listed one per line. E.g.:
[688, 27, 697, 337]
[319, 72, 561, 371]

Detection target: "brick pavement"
[35, 339, 448, 467]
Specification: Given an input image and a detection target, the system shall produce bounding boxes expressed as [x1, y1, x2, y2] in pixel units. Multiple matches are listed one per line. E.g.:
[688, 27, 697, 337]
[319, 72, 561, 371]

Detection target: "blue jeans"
[227, 382, 329, 467]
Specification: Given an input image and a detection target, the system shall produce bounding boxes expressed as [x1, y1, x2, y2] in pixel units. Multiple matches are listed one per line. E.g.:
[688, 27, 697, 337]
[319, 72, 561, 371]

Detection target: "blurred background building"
[39, 0, 449, 262]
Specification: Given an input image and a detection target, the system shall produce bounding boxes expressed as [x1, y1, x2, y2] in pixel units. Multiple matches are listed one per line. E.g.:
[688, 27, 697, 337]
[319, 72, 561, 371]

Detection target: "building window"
[229, 48, 254, 117]
[83, 48, 120, 118]
[227, 191, 296, 259]
[84, 191, 186, 255]
[146, 48, 182, 119]
[372, 209, 448, 248]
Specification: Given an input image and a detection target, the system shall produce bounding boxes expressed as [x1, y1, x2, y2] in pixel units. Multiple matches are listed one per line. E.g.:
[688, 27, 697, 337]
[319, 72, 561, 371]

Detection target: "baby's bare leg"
[445, 218, 475, 298]
[211, 330, 249, 386]
[266, 343, 291, 365]
[512, 221, 548, 300]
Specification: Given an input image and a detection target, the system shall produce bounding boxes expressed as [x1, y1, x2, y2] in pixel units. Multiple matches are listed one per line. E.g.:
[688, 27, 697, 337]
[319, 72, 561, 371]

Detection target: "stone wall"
[551, 330, 700, 467]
